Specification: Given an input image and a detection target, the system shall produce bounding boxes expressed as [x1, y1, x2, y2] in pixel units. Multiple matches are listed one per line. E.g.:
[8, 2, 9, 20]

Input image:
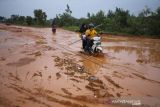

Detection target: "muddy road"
[0, 24, 160, 107]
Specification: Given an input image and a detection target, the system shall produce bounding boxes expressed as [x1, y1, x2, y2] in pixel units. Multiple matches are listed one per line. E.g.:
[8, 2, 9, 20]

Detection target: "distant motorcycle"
[52, 25, 56, 33]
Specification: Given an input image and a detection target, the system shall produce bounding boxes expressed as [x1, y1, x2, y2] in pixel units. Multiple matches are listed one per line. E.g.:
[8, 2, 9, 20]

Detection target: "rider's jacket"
[85, 29, 97, 39]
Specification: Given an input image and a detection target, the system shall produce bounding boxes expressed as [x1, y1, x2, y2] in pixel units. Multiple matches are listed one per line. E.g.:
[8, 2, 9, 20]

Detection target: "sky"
[0, 0, 160, 19]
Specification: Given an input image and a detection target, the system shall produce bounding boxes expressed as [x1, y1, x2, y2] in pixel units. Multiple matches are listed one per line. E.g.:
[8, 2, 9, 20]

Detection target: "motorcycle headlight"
[96, 42, 101, 45]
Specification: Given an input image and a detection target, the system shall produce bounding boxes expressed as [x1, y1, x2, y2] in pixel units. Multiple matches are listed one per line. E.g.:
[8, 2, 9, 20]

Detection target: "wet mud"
[0, 24, 160, 107]
[7, 57, 35, 66]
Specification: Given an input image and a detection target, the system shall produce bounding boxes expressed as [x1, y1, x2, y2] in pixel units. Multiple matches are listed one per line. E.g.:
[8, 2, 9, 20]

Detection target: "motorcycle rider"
[85, 23, 97, 53]
[79, 23, 88, 49]
[52, 18, 56, 33]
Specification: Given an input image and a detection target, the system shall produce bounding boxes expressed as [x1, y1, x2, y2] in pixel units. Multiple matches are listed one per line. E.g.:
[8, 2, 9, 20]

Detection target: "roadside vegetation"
[0, 5, 160, 37]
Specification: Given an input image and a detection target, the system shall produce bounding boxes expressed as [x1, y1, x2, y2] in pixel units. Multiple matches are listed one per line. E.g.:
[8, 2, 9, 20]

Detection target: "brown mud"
[0, 24, 160, 107]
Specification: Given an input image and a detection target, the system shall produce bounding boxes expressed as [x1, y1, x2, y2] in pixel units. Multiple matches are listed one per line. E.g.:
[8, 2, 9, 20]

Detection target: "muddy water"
[102, 36, 160, 81]
[0, 24, 160, 107]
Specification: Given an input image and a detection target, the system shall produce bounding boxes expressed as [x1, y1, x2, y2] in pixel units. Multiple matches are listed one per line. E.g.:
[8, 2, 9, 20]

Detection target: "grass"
[3, 22, 159, 39]
[101, 31, 160, 39]
[62, 26, 79, 32]
[3, 22, 51, 28]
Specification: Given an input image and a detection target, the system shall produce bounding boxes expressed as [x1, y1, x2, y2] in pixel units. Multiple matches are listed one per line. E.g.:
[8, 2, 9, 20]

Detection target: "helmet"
[88, 23, 94, 28]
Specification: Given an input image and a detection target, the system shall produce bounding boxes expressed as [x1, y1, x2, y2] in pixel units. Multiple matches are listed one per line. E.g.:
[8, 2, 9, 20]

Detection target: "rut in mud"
[0, 24, 160, 107]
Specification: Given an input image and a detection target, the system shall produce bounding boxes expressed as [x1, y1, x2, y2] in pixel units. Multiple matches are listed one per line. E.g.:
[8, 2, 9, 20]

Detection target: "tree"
[107, 10, 114, 18]
[156, 7, 160, 17]
[18, 16, 25, 25]
[106, 8, 131, 32]
[34, 9, 47, 25]
[87, 13, 91, 18]
[139, 6, 151, 17]
[0, 16, 6, 22]
[65, 4, 72, 15]
[114, 7, 130, 27]
[26, 16, 33, 25]
[10, 15, 19, 24]
[55, 4, 76, 26]
[88, 10, 106, 31]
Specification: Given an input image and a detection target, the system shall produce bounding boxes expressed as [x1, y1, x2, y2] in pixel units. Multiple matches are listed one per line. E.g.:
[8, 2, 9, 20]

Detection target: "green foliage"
[88, 10, 106, 30]
[4, 15, 26, 25]
[1, 6, 160, 36]
[0, 16, 6, 22]
[18, 16, 26, 25]
[34, 9, 47, 25]
[26, 16, 33, 25]
[80, 6, 160, 36]
[55, 4, 77, 27]
[63, 26, 79, 31]
[2, 9, 49, 27]
[65, 4, 72, 15]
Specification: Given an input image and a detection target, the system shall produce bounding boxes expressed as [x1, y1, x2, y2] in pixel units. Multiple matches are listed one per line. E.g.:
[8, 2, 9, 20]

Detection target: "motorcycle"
[82, 35, 103, 55]
[91, 36, 103, 54]
[52, 25, 56, 33]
